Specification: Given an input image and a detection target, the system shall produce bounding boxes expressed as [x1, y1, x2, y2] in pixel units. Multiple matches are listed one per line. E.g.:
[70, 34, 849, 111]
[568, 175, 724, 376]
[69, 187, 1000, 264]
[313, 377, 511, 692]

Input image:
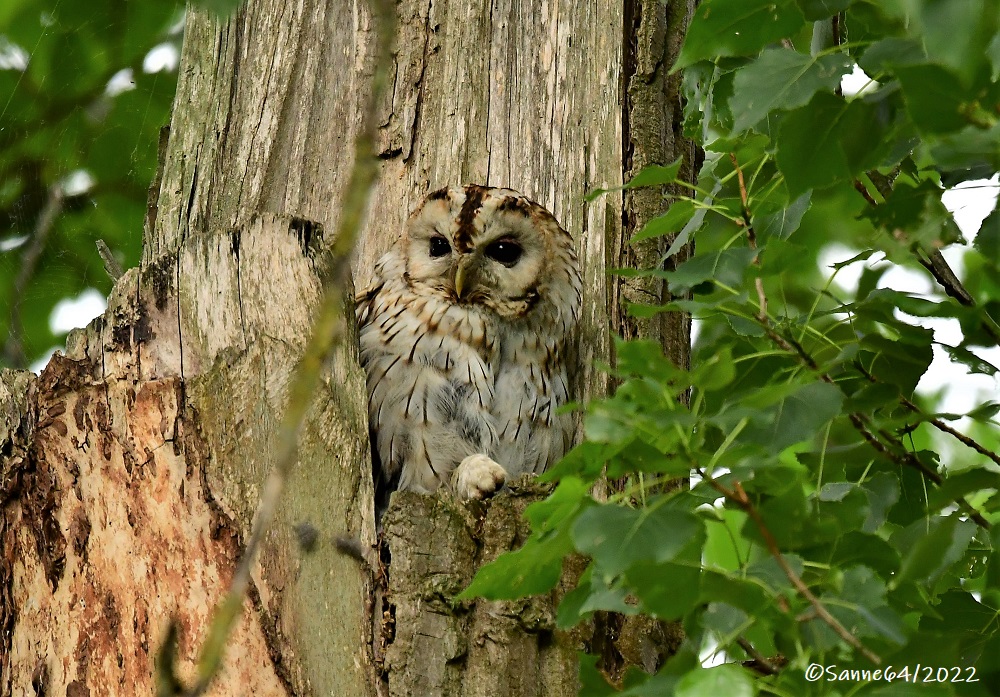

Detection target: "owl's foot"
[453, 454, 507, 500]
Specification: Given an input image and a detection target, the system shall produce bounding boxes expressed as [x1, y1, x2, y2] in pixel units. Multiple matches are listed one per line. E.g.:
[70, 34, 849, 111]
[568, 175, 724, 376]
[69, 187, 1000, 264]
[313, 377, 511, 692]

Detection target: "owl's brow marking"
[454, 185, 489, 252]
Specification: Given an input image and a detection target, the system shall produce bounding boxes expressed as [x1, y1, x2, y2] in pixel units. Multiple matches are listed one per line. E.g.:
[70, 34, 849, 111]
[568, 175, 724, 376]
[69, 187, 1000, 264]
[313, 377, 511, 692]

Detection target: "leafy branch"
[729, 153, 767, 321]
[757, 320, 992, 530]
[854, 175, 1000, 345]
[703, 474, 883, 666]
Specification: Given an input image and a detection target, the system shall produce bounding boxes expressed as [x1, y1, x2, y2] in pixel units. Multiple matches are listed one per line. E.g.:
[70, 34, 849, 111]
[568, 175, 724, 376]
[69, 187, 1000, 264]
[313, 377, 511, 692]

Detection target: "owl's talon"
[453, 454, 507, 500]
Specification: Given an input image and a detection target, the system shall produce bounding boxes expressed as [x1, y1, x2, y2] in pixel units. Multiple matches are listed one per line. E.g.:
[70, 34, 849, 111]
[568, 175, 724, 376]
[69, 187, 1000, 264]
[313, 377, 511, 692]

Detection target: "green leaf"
[895, 64, 971, 135]
[676, 0, 806, 69]
[459, 478, 591, 599]
[736, 381, 844, 452]
[776, 92, 887, 197]
[675, 664, 755, 697]
[863, 337, 934, 394]
[968, 402, 1000, 422]
[629, 556, 703, 618]
[122, 4, 183, 63]
[987, 525, 1000, 596]
[861, 472, 900, 533]
[755, 191, 812, 240]
[701, 570, 778, 614]
[725, 314, 767, 337]
[990, 33, 1000, 81]
[928, 469, 1000, 512]
[747, 554, 804, 594]
[859, 38, 928, 75]
[631, 199, 696, 243]
[730, 49, 852, 132]
[586, 159, 683, 201]
[830, 532, 901, 575]
[975, 209, 1000, 262]
[916, 0, 998, 85]
[0, 0, 31, 27]
[578, 653, 619, 697]
[703, 508, 751, 572]
[627, 160, 684, 189]
[931, 124, 1000, 172]
[665, 248, 759, 294]
[940, 343, 999, 376]
[572, 503, 705, 576]
[795, 0, 852, 20]
[892, 515, 978, 588]
[693, 346, 738, 391]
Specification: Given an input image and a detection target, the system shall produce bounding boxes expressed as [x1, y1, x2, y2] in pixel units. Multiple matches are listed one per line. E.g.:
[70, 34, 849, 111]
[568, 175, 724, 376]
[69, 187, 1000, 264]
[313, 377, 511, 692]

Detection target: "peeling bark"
[2, 0, 695, 694]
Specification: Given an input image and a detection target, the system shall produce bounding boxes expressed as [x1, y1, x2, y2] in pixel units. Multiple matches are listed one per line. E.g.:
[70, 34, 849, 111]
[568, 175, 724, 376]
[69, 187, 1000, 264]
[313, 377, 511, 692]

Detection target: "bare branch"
[736, 636, 782, 676]
[3, 185, 64, 368]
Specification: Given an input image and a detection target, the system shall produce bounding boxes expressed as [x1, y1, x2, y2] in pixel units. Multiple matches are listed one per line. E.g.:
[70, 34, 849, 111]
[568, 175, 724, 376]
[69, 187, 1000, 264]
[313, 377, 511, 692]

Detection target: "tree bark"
[0, 1, 695, 695]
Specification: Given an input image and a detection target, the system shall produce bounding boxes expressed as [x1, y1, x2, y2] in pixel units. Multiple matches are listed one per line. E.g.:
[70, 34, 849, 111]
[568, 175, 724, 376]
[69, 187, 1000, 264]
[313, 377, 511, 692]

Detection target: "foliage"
[0, 0, 245, 370]
[464, 1, 1000, 694]
[0, 0, 183, 367]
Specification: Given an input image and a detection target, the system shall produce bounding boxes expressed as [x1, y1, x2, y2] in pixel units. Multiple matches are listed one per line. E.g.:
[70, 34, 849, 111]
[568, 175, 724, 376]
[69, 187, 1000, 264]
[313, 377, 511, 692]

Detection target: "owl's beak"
[454, 261, 468, 299]
[453, 256, 476, 299]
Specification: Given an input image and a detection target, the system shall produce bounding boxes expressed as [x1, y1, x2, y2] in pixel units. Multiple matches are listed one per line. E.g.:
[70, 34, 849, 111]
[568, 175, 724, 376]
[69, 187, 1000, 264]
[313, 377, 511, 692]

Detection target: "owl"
[356, 185, 582, 512]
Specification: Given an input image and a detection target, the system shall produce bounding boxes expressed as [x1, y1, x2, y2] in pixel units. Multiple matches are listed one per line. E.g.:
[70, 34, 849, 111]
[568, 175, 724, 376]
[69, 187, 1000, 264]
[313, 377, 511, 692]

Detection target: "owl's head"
[402, 185, 581, 327]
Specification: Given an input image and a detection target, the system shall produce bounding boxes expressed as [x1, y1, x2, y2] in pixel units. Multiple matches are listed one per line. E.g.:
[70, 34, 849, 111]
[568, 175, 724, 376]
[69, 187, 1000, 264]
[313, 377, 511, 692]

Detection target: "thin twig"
[736, 636, 781, 676]
[852, 362, 1000, 468]
[96, 239, 124, 280]
[729, 153, 767, 320]
[156, 1, 398, 695]
[852, 179, 878, 207]
[853, 177, 1000, 344]
[3, 185, 63, 368]
[706, 477, 882, 665]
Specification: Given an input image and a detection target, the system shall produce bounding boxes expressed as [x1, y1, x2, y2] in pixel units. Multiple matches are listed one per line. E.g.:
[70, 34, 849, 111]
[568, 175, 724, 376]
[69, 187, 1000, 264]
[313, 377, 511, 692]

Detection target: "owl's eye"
[429, 236, 451, 258]
[484, 239, 523, 267]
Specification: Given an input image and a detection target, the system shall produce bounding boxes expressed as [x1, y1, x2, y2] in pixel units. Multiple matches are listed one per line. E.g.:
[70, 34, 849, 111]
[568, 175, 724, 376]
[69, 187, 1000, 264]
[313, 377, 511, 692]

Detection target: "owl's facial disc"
[401, 185, 561, 319]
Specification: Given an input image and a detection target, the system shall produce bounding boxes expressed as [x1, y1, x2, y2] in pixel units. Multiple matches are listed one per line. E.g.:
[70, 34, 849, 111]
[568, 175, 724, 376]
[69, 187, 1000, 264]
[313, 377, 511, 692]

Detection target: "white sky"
[818, 176, 1000, 418]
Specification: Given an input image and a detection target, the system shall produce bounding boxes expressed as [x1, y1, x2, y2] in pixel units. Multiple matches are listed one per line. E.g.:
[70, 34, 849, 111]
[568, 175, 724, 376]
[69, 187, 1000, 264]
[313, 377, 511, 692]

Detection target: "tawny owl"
[356, 185, 582, 511]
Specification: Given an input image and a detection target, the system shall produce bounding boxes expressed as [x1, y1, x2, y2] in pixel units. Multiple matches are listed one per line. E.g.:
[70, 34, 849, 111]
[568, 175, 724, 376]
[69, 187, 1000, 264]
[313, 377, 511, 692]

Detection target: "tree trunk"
[0, 1, 694, 695]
